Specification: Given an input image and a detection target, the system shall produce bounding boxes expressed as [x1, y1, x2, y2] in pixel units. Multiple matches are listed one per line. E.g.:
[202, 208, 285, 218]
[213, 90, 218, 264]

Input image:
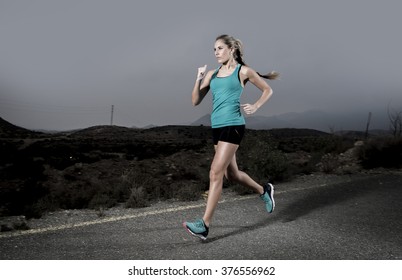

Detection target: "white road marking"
[0, 185, 322, 239]
[0, 202, 205, 239]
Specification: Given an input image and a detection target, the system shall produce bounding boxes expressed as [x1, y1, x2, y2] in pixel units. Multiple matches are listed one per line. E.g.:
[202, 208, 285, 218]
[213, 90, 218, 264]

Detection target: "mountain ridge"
[1, 108, 391, 136]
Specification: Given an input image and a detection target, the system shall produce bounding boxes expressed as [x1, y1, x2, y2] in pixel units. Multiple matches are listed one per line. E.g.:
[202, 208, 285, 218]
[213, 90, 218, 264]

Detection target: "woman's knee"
[209, 167, 224, 182]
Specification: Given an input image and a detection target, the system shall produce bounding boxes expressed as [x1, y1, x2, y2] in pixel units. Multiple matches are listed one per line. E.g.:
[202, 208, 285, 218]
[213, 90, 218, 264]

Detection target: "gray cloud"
[1, 0, 401, 130]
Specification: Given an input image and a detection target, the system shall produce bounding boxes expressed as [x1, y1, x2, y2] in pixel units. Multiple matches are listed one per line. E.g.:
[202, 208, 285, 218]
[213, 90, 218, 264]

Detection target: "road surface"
[1, 172, 401, 260]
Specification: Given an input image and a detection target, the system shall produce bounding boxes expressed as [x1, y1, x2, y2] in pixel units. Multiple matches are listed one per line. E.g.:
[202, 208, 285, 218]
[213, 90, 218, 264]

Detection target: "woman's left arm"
[240, 66, 273, 115]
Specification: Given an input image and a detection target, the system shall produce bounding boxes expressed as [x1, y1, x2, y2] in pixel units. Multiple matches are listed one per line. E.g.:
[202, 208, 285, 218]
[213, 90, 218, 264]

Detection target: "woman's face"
[214, 39, 232, 64]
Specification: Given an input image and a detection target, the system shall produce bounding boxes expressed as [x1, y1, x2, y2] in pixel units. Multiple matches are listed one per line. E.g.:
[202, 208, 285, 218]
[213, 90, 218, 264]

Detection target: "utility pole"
[110, 105, 114, 126]
[365, 111, 372, 139]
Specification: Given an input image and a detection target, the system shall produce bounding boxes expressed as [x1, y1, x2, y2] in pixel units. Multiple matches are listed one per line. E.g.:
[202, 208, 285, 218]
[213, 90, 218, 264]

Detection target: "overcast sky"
[1, 0, 401, 130]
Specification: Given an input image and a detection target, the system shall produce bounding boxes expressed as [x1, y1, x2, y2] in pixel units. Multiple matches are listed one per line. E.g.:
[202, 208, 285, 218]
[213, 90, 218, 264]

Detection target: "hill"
[0, 117, 43, 138]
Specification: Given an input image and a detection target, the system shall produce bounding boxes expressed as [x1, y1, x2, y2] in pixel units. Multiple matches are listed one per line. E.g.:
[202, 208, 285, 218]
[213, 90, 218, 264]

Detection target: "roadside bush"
[277, 135, 354, 154]
[88, 192, 118, 210]
[121, 169, 151, 208]
[0, 158, 48, 218]
[237, 131, 357, 182]
[238, 135, 290, 182]
[170, 181, 205, 201]
[257, 149, 290, 182]
[320, 153, 341, 173]
[125, 186, 149, 208]
[21, 166, 130, 217]
[357, 137, 402, 169]
[285, 152, 321, 176]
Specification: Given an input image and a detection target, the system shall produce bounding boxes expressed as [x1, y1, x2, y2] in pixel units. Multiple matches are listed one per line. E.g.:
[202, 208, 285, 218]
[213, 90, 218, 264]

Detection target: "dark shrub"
[357, 137, 402, 169]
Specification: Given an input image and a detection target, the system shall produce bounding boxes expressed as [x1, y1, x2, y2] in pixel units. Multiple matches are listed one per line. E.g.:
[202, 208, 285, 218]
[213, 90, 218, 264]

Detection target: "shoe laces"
[193, 219, 206, 230]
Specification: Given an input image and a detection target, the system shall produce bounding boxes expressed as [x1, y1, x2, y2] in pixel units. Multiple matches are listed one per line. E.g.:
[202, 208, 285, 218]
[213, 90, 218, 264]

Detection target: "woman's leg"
[225, 153, 275, 213]
[202, 141, 239, 226]
[225, 153, 264, 195]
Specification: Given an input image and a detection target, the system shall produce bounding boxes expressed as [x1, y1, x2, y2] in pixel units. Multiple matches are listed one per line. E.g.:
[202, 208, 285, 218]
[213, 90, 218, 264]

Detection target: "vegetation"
[356, 137, 402, 169]
[1, 117, 401, 220]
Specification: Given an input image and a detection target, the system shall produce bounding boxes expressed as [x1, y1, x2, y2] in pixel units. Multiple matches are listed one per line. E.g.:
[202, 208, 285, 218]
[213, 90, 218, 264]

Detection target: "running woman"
[183, 34, 279, 240]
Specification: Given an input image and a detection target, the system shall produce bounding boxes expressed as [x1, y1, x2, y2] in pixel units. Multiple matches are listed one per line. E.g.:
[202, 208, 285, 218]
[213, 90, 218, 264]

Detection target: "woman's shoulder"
[239, 65, 254, 75]
[239, 65, 254, 72]
[201, 69, 218, 84]
[206, 68, 219, 77]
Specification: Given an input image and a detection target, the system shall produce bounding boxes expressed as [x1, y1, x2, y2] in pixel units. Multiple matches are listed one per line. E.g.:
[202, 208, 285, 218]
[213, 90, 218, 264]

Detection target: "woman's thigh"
[211, 142, 239, 175]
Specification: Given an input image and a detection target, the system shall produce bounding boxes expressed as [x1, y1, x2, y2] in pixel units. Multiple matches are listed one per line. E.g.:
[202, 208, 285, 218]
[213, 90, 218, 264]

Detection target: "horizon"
[1, 108, 394, 134]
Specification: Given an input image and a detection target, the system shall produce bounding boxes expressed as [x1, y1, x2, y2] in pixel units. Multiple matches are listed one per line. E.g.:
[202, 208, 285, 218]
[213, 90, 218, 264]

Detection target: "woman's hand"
[192, 65, 211, 106]
[197, 65, 207, 81]
[241, 103, 258, 115]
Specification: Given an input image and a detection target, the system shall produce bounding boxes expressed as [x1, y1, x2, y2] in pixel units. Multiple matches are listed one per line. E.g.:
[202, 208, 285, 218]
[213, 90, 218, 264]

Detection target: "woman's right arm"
[192, 66, 213, 106]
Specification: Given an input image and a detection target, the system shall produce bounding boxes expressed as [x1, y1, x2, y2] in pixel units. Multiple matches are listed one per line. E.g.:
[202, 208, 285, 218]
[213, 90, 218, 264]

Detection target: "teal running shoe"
[183, 218, 209, 240]
[260, 183, 275, 213]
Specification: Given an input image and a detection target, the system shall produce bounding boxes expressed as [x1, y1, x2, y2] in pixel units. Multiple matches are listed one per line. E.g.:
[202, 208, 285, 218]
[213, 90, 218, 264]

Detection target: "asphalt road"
[1, 173, 402, 260]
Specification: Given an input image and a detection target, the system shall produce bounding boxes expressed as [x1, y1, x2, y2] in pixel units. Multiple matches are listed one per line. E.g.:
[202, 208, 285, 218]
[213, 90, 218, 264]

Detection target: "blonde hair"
[216, 34, 280, 80]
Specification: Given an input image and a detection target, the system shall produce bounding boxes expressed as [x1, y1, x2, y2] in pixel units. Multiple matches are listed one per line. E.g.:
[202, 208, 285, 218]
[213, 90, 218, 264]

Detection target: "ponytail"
[216, 34, 280, 81]
[257, 71, 280, 80]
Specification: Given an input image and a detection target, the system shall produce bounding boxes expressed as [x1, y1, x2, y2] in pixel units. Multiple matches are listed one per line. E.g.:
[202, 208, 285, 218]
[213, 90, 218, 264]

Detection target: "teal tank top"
[210, 64, 245, 128]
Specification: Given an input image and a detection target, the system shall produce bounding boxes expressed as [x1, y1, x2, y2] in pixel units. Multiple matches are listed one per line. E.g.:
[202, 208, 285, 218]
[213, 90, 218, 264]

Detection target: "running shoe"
[260, 183, 275, 213]
[183, 218, 209, 240]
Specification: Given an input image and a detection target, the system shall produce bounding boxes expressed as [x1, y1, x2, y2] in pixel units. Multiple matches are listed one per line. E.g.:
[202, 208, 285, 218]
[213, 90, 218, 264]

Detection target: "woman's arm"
[192, 65, 214, 106]
[240, 66, 273, 115]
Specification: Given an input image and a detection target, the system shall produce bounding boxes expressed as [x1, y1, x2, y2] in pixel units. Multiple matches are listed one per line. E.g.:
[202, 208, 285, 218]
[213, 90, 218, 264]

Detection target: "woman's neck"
[221, 60, 237, 70]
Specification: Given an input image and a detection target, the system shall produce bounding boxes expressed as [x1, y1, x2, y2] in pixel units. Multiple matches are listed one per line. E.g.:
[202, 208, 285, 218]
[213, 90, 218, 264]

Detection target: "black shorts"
[212, 125, 245, 145]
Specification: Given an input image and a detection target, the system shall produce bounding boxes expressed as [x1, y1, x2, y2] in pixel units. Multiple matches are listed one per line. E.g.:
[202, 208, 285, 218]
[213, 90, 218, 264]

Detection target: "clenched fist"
[196, 65, 207, 81]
